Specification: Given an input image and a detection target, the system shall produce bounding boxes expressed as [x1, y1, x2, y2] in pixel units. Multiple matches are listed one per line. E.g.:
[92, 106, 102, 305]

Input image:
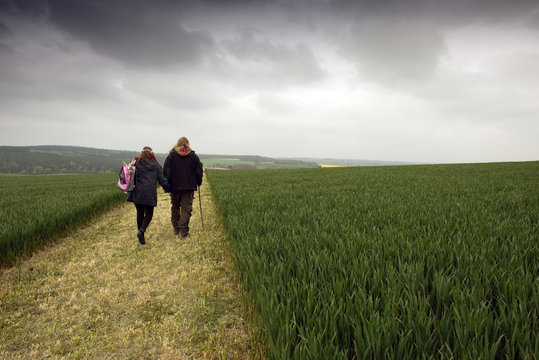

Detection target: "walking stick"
[198, 186, 205, 232]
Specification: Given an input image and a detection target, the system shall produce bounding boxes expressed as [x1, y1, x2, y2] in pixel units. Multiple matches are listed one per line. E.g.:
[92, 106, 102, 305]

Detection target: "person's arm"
[194, 156, 203, 186]
[156, 165, 171, 193]
[163, 155, 171, 180]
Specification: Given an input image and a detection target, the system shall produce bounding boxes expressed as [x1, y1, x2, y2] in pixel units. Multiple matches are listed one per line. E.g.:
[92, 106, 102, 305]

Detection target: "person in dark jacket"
[127, 146, 170, 245]
[163, 137, 203, 238]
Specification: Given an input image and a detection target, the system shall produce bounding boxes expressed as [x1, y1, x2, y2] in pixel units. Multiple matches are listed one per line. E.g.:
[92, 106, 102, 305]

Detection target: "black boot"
[137, 229, 145, 245]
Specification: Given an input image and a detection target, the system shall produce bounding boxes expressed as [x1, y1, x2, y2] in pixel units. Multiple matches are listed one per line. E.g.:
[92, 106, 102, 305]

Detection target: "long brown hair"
[137, 146, 162, 169]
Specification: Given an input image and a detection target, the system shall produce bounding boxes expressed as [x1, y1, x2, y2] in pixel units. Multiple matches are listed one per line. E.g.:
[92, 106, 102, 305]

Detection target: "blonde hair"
[175, 137, 189, 148]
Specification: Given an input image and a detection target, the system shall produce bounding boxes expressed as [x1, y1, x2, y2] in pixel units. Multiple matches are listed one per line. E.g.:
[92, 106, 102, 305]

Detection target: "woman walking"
[127, 146, 170, 244]
[163, 137, 203, 238]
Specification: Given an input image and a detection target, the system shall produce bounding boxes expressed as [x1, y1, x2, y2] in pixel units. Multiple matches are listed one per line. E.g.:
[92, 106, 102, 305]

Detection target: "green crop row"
[207, 162, 539, 359]
[0, 173, 125, 266]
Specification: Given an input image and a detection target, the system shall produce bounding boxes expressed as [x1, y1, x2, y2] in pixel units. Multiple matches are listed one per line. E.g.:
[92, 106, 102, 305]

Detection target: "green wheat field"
[208, 162, 538, 359]
[0, 173, 124, 266]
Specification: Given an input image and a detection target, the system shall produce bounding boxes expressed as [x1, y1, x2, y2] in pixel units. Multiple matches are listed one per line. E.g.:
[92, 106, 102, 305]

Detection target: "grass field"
[200, 156, 320, 170]
[207, 162, 539, 359]
[0, 173, 124, 266]
[202, 158, 257, 169]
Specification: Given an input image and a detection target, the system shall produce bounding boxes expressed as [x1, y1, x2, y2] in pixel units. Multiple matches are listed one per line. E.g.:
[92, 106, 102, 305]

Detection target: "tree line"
[0, 146, 319, 174]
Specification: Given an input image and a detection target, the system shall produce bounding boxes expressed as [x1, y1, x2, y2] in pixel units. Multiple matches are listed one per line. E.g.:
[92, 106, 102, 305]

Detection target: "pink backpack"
[118, 159, 136, 192]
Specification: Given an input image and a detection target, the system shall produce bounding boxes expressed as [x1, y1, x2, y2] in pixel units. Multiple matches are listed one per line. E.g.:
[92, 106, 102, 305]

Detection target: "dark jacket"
[127, 159, 170, 206]
[163, 148, 203, 192]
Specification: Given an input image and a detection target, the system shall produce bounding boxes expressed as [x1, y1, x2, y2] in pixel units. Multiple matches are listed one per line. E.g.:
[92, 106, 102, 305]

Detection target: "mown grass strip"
[0, 173, 124, 266]
[208, 162, 539, 359]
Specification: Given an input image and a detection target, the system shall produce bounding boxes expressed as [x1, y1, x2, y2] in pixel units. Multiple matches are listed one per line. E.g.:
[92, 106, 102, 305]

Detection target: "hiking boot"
[137, 230, 145, 245]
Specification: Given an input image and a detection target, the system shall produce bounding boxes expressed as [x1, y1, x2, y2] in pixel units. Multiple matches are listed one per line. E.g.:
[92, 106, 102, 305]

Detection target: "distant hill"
[0, 146, 144, 175]
[0, 145, 416, 175]
[0, 146, 320, 174]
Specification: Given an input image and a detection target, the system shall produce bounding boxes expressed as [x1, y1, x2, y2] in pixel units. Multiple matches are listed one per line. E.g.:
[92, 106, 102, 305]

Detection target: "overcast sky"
[0, 0, 538, 163]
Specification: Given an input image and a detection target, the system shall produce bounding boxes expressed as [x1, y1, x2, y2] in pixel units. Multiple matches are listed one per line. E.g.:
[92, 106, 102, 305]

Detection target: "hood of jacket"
[173, 146, 196, 157]
[136, 158, 154, 170]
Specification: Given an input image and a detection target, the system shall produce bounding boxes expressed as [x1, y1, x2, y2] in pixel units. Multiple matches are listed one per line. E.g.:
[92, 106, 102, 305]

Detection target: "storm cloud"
[47, 0, 215, 68]
[0, 0, 538, 163]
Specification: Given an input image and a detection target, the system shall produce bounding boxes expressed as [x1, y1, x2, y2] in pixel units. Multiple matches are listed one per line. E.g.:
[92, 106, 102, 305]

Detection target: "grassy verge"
[0, 179, 262, 359]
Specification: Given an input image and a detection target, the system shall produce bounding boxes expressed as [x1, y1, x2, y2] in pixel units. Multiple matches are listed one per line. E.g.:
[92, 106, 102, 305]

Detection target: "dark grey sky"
[1, 0, 538, 162]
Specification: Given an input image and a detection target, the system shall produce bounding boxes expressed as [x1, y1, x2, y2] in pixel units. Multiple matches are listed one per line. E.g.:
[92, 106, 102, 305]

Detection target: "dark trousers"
[170, 190, 194, 236]
[135, 204, 154, 232]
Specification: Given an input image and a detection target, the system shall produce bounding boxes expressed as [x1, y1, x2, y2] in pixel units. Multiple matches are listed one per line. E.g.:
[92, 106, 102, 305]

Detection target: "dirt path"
[0, 181, 260, 359]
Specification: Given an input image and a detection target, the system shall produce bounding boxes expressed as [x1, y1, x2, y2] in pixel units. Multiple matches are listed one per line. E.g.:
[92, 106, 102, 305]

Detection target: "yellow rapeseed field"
[0, 179, 262, 359]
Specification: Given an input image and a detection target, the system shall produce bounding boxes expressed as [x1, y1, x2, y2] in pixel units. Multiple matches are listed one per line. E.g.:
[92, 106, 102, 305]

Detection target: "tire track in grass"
[0, 179, 261, 359]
